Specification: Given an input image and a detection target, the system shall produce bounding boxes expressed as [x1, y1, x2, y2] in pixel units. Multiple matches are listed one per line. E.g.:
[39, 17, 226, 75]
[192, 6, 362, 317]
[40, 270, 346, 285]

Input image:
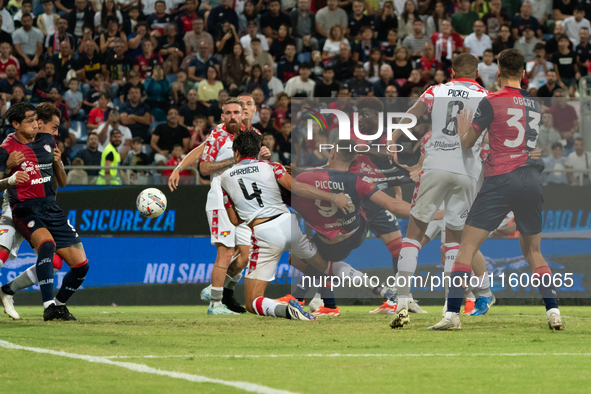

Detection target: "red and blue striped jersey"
[471, 87, 542, 177]
[0, 132, 56, 205]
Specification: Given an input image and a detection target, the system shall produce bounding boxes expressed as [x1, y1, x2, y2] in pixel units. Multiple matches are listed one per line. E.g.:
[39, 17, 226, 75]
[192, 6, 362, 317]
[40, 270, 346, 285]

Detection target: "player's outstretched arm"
[52, 148, 67, 188]
[283, 175, 351, 214]
[0, 171, 29, 192]
[457, 108, 483, 149]
[168, 142, 206, 191]
[370, 190, 411, 217]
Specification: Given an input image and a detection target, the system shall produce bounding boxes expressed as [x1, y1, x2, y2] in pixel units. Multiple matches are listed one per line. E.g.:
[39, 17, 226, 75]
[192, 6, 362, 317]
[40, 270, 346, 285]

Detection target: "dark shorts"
[362, 199, 401, 236]
[466, 166, 543, 236]
[12, 199, 81, 250]
[312, 219, 368, 262]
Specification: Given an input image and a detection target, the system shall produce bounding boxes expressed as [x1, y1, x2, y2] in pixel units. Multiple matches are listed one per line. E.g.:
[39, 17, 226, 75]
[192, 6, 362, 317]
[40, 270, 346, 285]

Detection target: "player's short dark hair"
[357, 97, 384, 112]
[4, 101, 36, 125]
[551, 142, 563, 150]
[35, 102, 62, 124]
[451, 53, 479, 78]
[497, 48, 524, 79]
[232, 131, 261, 158]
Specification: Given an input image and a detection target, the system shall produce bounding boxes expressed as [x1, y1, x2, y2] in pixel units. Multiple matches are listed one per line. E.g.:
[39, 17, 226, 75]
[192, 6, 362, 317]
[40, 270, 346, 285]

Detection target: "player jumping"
[429, 49, 564, 331]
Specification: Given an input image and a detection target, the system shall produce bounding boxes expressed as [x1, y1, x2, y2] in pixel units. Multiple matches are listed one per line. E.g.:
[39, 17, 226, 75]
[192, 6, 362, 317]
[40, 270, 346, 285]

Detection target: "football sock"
[210, 286, 224, 307]
[252, 297, 288, 318]
[473, 274, 493, 299]
[225, 273, 242, 290]
[533, 266, 559, 311]
[447, 262, 471, 313]
[36, 241, 56, 307]
[55, 260, 89, 304]
[4, 254, 63, 294]
[320, 285, 336, 309]
[397, 238, 421, 309]
[443, 243, 459, 298]
[386, 238, 402, 276]
[293, 264, 325, 301]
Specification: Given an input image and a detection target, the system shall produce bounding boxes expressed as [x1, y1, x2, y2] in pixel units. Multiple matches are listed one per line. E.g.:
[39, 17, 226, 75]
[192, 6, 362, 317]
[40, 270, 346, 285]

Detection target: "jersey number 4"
[238, 179, 264, 207]
[504, 108, 540, 148]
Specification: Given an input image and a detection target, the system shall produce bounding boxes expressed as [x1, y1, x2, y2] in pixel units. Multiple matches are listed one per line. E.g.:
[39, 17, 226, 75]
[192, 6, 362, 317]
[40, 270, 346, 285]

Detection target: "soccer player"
[389, 53, 491, 329]
[0, 103, 67, 319]
[221, 131, 350, 321]
[429, 48, 564, 331]
[0, 102, 89, 321]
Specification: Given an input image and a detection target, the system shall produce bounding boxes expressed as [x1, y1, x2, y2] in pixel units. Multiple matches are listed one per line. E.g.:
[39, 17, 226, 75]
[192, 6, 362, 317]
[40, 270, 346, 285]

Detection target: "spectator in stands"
[198, 65, 224, 106]
[95, 0, 123, 34]
[12, 13, 43, 74]
[375, 1, 398, 41]
[322, 24, 348, 61]
[103, 37, 132, 100]
[346, 63, 373, 97]
[285, 62, 315, 97]
[188, 40, 219, 82]
[207, 89, 228, 124]
[481, 0, 509, 40]
[0, 64, 23, 100]
[188, 115, 209, 149]
[163, 144, 191, 178]
[122, 6, 140, 36]
[0, 85, 25, 118]
[303, 130, 329, 167]
[46, 18, 76, 57]
[546, 23, 572, 59]
[253, 104, 275, 135]
[425, 1, 447, 37]
[552, 33, 579, 97]
[207, 0, 238, 37]
[566, 138, 591, 186]
[330, 42, 356, 82]
[542, 143, 569, 185]
[262, 132, 280, 162]
[563, 5, 590, 44]
[184, 18, 214, 58]
[146, 0, 172, 36]
[262, 64, 284, 106]
[397, 0, 421, 41]
[133, 39, 162, 79]
[526, 43, 553, 96]
[275, 118, 292, 165]
[99, 17, 127, 54]
[158, 23, 185, 75]
[0, 2, 14, 35]
[0, 42, 18, 79]
[175, 0, 200, 35]
[315, 0, 347, 38]
[451, 0, 479, 38]
[77, 131, 102, 178]
[97, 128, 123, 185]
[400, 69, 425, 96]
[76, 39, 104, 95]
[151, 106, 190, 165]
[120, 85, 151, 143]
[402, 19, 429, 59]
[240, 20, 268, 57]
[269, 23, 295, 61]
[127, 22, 150, 59]
[276, 43, 299, 83]
[145, 64, 170, 112]
[37, 0, 60, 37]
[64, 79, 86, 121]
[67, 157, 89, 185]
[216, 21, 239, 57]
[14, 0, 33, 30]
[119, 70, 145, 103]
[538, 111, 562, 156]
[549, 89, 579, 151]
[419, 41, 441, 79]
[178, 89, 207, 127]
[347, 0, 372, 40]
[82, 74, 105, 112]
[554, 0, 577, 21]
[464, 20, 492, 58]
[576, 27, 591, 76]
[515, 25, 543, 63]
[512, 1, 543, 40]
[246, 37, 275, 68]
[88, 92, 111, 130]
[123, 136, 151, 182]
[312, 65, 337, 99]
[29, 62, 59, 103]
[238, 0, 261, 35]
[290, 0, 317, 53]
[492, 24, 514, 57]
[392, 45, 413, 80]
[431, 19, 463, 67]
[222, 42, 249, 90]
[244, 64, 269, 98]
[67, 0, 95, 40]
[373, 63, 400, 97]
[97, 109, 132, 159]
[363, 48, 382, 83]
[261, 0, 291, 38]
[537, 69, 561, 97]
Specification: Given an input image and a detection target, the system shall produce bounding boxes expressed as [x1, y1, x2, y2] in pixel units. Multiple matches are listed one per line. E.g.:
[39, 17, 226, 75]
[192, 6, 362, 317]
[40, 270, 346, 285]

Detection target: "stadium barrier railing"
[62, 165, 201, 185]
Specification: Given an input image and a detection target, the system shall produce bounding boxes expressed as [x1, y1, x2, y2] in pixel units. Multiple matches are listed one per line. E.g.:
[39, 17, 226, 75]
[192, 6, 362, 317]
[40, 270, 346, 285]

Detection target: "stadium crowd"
[0, 0, 588, 185]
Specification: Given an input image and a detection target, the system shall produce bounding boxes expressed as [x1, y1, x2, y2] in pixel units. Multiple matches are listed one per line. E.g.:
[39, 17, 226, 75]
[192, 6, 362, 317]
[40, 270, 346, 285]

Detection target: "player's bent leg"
[397, 216, 429, 314]
[221, 243, 249, 314]
[469, 250, 495, 316]
[55, 243, 89, 321]
[209, 244, 236, 313]
[519, 232, 564, 330]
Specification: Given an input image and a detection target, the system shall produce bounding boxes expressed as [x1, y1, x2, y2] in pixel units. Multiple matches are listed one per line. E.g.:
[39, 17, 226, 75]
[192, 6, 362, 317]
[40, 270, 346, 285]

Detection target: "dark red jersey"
[349, 135, 412, 188]
[0, 132, 56, 205]
[292, 168, 378, 240]
[471, 87, 542, 177]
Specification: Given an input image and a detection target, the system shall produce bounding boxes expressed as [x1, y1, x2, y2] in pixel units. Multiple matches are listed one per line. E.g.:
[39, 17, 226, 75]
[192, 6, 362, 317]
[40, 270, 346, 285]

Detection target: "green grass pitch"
[2, 305, 591, 394]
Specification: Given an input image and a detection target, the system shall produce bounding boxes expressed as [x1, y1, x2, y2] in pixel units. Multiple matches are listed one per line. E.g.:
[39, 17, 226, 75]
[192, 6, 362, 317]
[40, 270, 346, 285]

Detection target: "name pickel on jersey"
[0, 133, 56, 206]
[292, 169, 378, 240]
[471, 87, 543, 177]
[221, 158, 289, 225]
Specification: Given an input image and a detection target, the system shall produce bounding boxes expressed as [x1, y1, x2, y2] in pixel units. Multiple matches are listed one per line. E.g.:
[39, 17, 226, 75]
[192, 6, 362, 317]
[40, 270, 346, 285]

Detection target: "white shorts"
[411, 169, 476, 231]
[206, 209, 250, 248]
[246, 213, 317, 282]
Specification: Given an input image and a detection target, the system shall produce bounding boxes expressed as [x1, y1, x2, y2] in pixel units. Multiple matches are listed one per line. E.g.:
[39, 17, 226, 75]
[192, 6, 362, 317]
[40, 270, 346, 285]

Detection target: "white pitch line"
[0, 340, 296, 394]
[103, 352, 591, 359]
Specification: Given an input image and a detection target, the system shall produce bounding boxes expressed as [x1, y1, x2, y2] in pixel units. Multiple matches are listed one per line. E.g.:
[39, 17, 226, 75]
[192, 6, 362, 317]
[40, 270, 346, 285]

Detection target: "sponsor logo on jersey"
[460, 210, 468, 219]
[30, 176, 51, 185]
[220, 231, 231, 237]
[44, 144, 52, 153]
[0, 229, 9, 235]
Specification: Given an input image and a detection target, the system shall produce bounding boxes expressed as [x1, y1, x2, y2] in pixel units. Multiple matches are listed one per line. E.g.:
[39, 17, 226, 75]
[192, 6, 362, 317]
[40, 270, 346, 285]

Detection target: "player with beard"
[0, 103, 68, 319]
[0, 102, 89, 321]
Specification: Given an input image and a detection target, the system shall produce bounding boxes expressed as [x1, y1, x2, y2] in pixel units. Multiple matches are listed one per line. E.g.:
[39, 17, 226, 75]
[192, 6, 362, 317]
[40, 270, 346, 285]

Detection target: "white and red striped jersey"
[221, 158, 290, 225]
[418, 78, 489, 180]
[0, 55, 20, 77]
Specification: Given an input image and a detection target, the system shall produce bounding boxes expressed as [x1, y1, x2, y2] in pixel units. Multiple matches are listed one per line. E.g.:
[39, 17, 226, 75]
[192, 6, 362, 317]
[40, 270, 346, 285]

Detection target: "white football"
[136, 188, 167, 218]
